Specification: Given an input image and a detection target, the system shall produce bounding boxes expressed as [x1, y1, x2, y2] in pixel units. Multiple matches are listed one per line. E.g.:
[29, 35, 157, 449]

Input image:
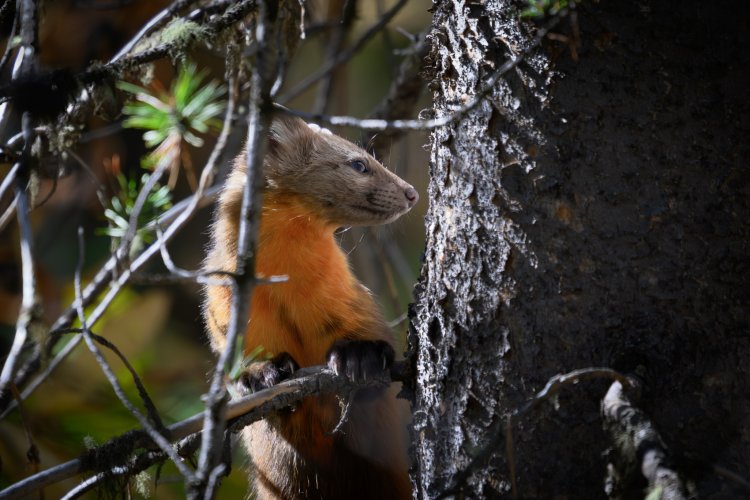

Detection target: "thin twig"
[713, 464, 750, 493]
[438, 367, 632, 499]
[0, 1, 18, 75]
[279, 0, 408, 103]
[72, 228, 194, 480]
[153, 226, 259, 287]
[328, 391, 355, 436]
[0, 196, 18, 232]
[277, 10, 565, 132]
[0, 333, 80, 420]
[312, 0, 358, 114]
[364, 31, 429, 158]
[0, 162, 19, 202]
[0, 63, 241, 417]
[0, 361, 406, 499]
[64, 148, 111, 210]
[110, 0, 203, 63]
[193, 0, 275, 490]
[9, 384, 40, 476]
[52, 327, 164, 433]
[0, 0, 40, 397]
[387, 311, 408, 329]
[0, 117, 37, 398]
[116, 161, 169, 264]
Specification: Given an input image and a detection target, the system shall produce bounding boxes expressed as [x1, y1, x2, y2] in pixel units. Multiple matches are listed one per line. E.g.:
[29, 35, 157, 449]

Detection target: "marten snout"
[405, 186, 419, 206]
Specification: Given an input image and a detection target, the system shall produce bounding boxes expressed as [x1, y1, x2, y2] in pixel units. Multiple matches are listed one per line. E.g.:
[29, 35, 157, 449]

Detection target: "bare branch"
[77, 0, 260, 86]
[0, 7, 17, 75]
[0, 58, 241, 416]
[73, 227, 195, 480]
[0, 196, 18, 232]
[0, 361, 406, 499]
[0, 0, 42, 397]
[0, 119, 37, 397]
[438, 367, 632, 499]
[0, 161, 19, 202]
[312, 0, 358, 114]
[110, 0, 204, 64]
[327, 391, 355, 436]
[279, 0, 408, 103]
[64, 148, 110, 210]
[603, 378, 690, 500]
[115, 161, 169, 263]
[193, 0, 282, 491]
[365, 31, 429, 158]
[277, 9, 566, 132]
[713, 464, 750, 493]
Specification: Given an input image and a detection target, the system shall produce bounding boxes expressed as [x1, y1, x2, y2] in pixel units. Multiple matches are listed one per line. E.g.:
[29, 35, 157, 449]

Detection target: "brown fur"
[203, 116, 417, 499]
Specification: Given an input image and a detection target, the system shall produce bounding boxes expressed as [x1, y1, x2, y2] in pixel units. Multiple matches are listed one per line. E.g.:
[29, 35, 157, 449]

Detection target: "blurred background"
[0, 0, 431, 497]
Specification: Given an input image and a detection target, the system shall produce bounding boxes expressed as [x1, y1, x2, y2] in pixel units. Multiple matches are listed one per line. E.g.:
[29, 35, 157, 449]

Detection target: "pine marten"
[203, 116, 417, 499]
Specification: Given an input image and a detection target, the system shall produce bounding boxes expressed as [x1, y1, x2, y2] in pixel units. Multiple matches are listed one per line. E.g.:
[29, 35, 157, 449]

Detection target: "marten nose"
[404, 186, 419, 206]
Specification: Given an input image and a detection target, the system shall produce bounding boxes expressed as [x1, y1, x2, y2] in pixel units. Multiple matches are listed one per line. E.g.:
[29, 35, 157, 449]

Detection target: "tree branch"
[312, 0, 358, 115]
[439, 367, 633, 499]
[0, 361, 407, 500]
[192, 0, 278, 494]
[0, 47, 242, 418]
[602, 378, 690, 500]
[109, 0, 204, 64]
[277, 9, 566, 132]
[72, 228, 194, 480]
[0, 0, 41, 385]
[77, 0, 259, 86]
[279, 0, 408, 104]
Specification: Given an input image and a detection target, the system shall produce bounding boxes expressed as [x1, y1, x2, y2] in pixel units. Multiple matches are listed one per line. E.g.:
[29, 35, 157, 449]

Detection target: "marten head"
[261, 116, 419, 226]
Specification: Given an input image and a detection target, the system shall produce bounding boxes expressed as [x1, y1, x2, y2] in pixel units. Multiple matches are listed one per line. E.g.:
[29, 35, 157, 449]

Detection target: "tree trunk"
[410, 1, 750, 498]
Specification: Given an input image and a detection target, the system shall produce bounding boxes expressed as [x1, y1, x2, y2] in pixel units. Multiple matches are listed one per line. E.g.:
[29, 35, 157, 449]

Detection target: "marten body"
[203, 117, 417, 499]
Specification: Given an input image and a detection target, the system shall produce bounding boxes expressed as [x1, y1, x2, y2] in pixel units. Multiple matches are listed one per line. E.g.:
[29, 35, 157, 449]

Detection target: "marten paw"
[326, 339, 395, 384]
[235, 352, 299, 396]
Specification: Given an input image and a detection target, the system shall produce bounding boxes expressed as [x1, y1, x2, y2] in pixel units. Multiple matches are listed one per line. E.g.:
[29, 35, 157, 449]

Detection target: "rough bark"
[411, 1, 749, 498]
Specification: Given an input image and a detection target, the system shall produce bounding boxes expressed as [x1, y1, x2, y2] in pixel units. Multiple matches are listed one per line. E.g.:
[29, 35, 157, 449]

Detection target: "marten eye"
[350, 160, 369, 174]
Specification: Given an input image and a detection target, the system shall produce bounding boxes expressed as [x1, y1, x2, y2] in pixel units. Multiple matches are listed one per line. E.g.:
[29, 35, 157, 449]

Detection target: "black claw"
[326, 340, 394, 384]
[235, 352, 299, 396]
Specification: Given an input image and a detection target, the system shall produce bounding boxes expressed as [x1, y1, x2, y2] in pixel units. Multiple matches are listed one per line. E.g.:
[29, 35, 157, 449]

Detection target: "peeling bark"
[410, 1, 550, 497]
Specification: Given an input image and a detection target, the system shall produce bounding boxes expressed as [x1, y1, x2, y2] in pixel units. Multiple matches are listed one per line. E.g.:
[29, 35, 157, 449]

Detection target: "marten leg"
[235, 352, 298, 395]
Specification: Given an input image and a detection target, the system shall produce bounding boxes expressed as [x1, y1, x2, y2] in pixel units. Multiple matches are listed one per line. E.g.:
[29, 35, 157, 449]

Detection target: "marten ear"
[268, 116, 313, 161]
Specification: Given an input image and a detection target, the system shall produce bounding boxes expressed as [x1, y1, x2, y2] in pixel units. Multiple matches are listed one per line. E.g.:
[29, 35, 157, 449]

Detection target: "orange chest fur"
[244, 201, 376, 366]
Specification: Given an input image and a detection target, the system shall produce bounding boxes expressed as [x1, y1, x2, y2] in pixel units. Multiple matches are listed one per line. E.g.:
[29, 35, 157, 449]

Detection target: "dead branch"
[191, 0, 279, 494]
[0, 44, 241, 418]
[0, 128, 37, 397]
[365, 31, 429, 159]
[0, 0, 40, 396]
[77, 0, 259, 86]
[0, 361, 406, 500]
[312, 0, 358, 115]
[438, 367, 633, 499]
[602, 378, 690, 500]
[73, 228, 194, 480]
[109, 0, 204, 63]
[277, 9, 566, 132]
[279, 0, 408, 104]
